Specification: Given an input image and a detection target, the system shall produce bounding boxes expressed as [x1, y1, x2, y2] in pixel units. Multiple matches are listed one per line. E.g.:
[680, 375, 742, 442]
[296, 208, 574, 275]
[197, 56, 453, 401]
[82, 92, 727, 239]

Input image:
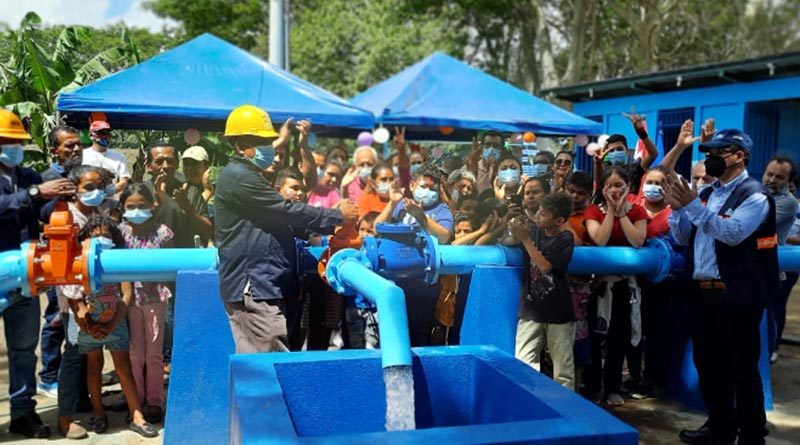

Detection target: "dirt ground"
[0, 289, 798, 444]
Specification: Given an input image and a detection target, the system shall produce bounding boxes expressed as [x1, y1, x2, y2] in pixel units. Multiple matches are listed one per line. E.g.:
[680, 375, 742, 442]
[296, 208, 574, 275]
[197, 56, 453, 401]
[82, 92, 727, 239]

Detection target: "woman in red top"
[630, 166, 674, 396]
[631, 166, 672, 238]
[584, 166, 648, 407]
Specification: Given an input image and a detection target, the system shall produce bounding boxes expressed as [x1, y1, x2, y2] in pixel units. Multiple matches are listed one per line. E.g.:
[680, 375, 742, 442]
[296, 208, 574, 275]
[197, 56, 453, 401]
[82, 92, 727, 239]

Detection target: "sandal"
[129, 421, 158, 438]
[88, 415, 108, 433]
[605, 392, 625, 407]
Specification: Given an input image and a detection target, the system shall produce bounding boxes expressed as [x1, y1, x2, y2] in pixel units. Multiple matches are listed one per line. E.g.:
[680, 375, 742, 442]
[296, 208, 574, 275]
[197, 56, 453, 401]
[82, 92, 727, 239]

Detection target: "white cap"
[182, 145, 208, 162]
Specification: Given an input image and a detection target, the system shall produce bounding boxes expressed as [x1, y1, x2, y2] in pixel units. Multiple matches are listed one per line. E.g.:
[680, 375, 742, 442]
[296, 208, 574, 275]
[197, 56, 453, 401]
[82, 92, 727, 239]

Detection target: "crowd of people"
[0, 103, 795, 445]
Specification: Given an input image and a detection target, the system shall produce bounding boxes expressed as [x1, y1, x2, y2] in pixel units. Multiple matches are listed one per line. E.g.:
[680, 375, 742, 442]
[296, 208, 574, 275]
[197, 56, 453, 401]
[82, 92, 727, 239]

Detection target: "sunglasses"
[555, 159, 572, 166]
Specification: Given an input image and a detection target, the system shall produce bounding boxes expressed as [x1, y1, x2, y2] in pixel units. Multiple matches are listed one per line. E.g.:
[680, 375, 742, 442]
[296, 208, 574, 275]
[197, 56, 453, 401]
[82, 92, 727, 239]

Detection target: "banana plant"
[0, 11, 141, 161]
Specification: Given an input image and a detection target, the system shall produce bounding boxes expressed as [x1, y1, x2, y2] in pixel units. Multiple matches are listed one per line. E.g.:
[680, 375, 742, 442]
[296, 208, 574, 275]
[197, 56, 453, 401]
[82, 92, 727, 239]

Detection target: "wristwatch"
[28, 185, 40, 199]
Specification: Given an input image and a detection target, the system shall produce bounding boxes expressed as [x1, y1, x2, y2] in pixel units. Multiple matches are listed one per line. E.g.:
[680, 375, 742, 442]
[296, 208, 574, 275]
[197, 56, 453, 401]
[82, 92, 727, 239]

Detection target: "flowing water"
[383, 365, 416, 431]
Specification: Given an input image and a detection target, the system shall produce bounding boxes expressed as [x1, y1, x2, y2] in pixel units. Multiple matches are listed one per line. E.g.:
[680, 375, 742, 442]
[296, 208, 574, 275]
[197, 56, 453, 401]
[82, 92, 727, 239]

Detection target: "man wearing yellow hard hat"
[215, 105, 358, 353]
[0, 109, 77, 439]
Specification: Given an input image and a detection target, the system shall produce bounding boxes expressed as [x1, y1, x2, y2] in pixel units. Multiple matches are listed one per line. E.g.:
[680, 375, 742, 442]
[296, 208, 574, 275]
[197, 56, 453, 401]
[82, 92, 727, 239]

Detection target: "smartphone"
[508, 193, 523, 207]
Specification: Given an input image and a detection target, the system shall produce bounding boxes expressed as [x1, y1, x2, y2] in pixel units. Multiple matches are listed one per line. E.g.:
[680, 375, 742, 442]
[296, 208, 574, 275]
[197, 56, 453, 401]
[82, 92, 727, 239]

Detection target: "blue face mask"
[0, 144, 25, 167]
[358, 166, 373, 181]
[50, 162, 65, 174]
[497, 168, 521, 185]
[95, 236, 115, 250]
[376, 182, 391, 195]
[123, 208, 153, 225]
[482, 148, 501, 162]
[410, 164, 421, 175]
[413, 186, 439, 207]
[105, 184, 116, 196]
[248, 145, 276, 170]
[642, 184, 664, 202]
[695, 183, 712, 195]
[530, 163, 549, 177]
[96, 138, 110, 148]
[605, 150, 629, 166]
[79, 189, 106, 207]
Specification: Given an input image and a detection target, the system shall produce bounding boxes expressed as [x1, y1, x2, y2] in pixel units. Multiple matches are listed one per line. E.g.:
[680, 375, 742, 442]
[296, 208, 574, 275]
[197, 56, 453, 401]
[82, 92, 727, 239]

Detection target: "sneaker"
[37, 381, 59, 399]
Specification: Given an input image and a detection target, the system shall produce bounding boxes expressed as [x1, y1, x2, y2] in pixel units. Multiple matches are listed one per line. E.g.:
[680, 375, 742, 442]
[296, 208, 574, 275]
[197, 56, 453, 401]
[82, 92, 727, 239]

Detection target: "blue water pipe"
[325, 248, 412, 368]
[358, 224, 680, 283]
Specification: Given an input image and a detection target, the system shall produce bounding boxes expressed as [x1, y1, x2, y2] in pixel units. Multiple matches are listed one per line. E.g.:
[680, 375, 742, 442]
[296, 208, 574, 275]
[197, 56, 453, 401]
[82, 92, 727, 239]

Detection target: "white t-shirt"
[82, 147, 130, 182]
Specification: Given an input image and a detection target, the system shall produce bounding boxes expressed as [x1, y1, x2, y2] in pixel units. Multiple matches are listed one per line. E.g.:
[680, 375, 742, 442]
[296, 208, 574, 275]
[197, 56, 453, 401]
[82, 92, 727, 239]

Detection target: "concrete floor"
[0, 289, 798, 444]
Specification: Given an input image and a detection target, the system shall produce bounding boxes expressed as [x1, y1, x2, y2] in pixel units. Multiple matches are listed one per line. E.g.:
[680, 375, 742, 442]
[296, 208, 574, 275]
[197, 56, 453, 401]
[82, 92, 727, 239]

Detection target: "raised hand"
[296, 119, 312, 147]
[700, 118, 716, 143]
[676, 119, 699, 149]
[341, 165, 359, 187]
[37, 178, 76, 199]
[389, 181, 405, 203]
[393, 126, 406, 149]
[403, 197, 425, 222]
[493, 177, 507, 200]
[508, 217, 530, 241]
[622, 105, 647, 137]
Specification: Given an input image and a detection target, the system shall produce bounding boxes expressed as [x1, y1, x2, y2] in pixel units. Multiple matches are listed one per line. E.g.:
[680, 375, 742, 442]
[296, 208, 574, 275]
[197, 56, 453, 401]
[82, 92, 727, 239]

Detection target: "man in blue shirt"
[664, 129, 776, 445]
[375, 164, 453, 243]
[761, 155, 798, 363]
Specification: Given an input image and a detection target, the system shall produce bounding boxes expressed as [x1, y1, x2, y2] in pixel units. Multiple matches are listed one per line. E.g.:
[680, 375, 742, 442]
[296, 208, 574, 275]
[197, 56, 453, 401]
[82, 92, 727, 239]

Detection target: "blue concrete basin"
[229, 345, 637, 444]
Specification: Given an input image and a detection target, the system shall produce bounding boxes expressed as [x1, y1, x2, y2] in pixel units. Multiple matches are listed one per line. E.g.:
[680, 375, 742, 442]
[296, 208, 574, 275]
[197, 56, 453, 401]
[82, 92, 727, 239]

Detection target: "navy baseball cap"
[698, 129, 753, 152]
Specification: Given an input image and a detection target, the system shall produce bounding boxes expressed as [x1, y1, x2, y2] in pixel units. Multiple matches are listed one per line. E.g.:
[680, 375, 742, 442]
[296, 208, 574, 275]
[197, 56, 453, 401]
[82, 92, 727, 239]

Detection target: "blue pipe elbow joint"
[326, 247, 412, 368]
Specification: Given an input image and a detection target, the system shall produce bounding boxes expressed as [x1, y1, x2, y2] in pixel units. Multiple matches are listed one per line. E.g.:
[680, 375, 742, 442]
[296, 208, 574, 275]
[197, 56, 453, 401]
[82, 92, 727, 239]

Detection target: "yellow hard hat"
[224, 105, 279, 138]
[0, 109, 32, 140]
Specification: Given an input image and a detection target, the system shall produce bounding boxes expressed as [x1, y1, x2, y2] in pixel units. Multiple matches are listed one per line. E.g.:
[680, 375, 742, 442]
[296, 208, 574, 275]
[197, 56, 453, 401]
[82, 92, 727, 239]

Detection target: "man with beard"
[42, 126, 83, 182]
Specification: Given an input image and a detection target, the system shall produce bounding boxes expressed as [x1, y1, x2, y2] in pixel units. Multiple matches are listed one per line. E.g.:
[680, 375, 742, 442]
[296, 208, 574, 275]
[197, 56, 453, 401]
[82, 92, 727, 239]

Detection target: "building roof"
[542, 51, 800, 102]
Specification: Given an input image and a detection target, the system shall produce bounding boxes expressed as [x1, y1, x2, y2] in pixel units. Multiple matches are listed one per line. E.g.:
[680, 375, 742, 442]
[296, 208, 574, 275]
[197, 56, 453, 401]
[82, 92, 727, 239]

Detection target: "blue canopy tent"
[351, 52, 601, 140]
[57, 34, 373, 136]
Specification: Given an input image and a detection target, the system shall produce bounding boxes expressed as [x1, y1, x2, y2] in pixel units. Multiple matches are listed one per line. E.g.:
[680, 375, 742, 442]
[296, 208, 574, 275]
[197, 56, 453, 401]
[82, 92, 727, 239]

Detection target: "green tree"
[145, 0, 267, 53]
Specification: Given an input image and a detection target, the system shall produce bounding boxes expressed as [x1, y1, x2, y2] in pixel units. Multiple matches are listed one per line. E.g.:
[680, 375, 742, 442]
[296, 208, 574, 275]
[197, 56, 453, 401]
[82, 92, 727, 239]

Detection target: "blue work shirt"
[668, 171, 769, 280]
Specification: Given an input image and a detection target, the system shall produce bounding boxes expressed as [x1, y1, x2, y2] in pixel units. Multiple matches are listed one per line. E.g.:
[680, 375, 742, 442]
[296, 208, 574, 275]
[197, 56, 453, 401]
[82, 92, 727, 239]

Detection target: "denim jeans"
[57, 313, 90, 417]
[3, 293, 40, 419]
[768, 271, 799, 354]
[38, 288, 64, 385]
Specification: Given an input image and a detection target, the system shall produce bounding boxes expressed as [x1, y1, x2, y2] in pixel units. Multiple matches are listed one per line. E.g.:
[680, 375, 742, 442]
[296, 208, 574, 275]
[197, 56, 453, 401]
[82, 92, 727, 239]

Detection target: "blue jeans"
[768, 271, 799, 354]
[3, 293, 40, 419]
[38, 288, 64, 385]
[58, 313, 89, 417]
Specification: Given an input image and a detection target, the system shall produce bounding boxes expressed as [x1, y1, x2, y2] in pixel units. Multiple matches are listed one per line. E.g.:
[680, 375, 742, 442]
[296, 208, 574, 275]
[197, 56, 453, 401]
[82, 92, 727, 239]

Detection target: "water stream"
[383, 365, 416, 431]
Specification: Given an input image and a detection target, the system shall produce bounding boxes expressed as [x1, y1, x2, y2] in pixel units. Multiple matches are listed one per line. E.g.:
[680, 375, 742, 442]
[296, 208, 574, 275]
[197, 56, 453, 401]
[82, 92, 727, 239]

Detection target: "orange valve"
[26, 200, 91, 295]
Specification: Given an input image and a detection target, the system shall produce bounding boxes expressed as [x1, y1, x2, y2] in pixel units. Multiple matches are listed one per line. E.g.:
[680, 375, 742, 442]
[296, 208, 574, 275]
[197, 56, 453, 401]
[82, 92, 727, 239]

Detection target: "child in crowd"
[511, 193, 577, 390]
[66, 215, 158, 438]
[307, 161, 342, 208]
[563, 171, 592, 244]
[429, 211, 495, 345]
[275, 167, 307, 203]
[346, 212, 381, 349]
[561, 171, 594, 391]
[119, 183, 174, 424]
[55, 165, 117, 439]
[584, 166, 648, 406]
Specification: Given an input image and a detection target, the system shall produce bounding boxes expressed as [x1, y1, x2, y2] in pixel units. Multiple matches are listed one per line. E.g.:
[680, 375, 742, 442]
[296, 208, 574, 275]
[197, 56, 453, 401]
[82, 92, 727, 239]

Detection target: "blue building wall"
[571, 76, 800, 177]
